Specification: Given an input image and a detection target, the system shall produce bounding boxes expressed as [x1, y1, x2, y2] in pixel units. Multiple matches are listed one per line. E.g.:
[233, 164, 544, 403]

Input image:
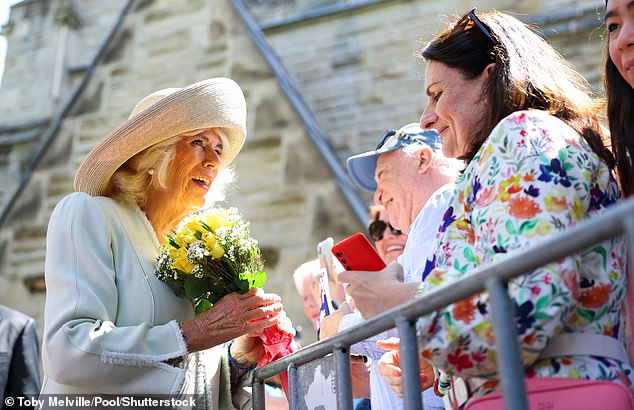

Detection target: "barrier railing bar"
[486, 279, 529, 410]
[396, 316, 424, 410]
[252, 197, 634, 406]
[252, 378, 265, 409]
[334, 344, 353, 410]
[287, 363, 298, 410]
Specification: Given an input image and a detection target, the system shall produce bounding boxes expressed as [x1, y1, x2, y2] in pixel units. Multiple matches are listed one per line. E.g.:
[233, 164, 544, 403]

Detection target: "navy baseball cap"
[346, 123, 442, 192]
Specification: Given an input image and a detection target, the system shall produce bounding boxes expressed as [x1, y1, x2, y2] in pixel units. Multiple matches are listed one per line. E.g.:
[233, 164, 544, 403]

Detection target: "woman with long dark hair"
[378, 8, 632, 407]
[605, 0, 634, 196]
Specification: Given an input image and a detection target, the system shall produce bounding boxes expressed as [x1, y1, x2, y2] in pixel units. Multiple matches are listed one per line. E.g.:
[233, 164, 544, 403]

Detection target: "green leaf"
[533, 312, 552, 321]
[464, 247, 476, 262]
[184, 277, 208, 300]
[238, 271, 268, 290]
[589, 246, 608, 269]
[518, 220, 538, 235]
[250, 271, 268, 288]
[194, 230, 202, 240]
[505, 220, 517, 235]
[577, 309, 595, 322]
[195, 299, 212, 316]
[168, 237, 180, 249]
[535, 295, 549, 311]
[232, 275, 250, 294]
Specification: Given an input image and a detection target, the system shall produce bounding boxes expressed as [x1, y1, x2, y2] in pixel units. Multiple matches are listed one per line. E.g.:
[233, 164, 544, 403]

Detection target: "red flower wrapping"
[257, 323, 300, 399]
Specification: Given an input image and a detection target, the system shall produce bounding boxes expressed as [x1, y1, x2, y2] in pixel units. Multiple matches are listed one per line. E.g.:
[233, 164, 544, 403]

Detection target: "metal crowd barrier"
[252, 196, 634, 409]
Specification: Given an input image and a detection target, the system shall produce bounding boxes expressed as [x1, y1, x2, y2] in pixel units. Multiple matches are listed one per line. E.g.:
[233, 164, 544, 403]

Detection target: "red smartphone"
[332, 232, 387, 271]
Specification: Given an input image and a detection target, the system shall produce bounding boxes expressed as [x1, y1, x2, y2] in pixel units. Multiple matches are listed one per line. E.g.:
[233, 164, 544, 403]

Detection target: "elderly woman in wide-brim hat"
[41, 78, 285, 406]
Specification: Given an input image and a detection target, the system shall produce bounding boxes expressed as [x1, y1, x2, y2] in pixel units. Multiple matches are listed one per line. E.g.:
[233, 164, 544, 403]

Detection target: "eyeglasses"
[455, 7, 498, 45]
[368, 220, 403, 241]
[376, 128, 442, 151]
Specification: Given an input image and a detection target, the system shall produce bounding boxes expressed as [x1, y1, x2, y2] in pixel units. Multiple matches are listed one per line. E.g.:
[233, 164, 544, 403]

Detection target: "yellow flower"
[479, 143, 495, 164]
[487, 349, 498, 366]
[184, 217, 205, 234]
[204, 211, 233, 232]
[498, 175, 522, 202]
[173, 226, 198, 248]
[202, 231, 217, 250]
[426, 269, 447, 286]
[544, 195, 568, 213]
[201, 232, 225, 258]
[534, 219, 553, 236]
[210, 241, 225, 259]
[525, 219, 553, 238]
[473, 321, 491, 343]
[170, 247, 194, 274]
[570, 197, 585, 221]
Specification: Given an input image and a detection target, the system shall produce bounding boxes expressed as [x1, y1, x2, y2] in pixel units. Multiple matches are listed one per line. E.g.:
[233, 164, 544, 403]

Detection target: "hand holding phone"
[332, 232, 386, 272]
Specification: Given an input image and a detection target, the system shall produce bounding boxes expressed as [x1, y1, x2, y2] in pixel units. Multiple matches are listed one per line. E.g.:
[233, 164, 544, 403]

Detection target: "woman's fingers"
[377, 352, 403, 397]
[376, 337, 400, 352]
[233, 288, 281, 308]
[244, 314, 281, 336]
[420, 360, 435, 390]
[376, 337, 436, 392]
[183, 290, 288, 352]
[245, 302, 284, 322]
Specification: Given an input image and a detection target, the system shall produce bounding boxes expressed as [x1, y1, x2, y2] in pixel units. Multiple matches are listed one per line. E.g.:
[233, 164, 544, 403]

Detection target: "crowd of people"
[4, 2, 634, 409]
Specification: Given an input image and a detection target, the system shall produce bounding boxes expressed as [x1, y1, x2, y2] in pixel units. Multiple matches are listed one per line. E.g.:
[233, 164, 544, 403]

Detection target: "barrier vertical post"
[397, 316, 424, 410]
[252, 378, 265, 410]
[486, 278, 529, 410]
[334, 344, 353, 410]
[287, 363, 298, 409]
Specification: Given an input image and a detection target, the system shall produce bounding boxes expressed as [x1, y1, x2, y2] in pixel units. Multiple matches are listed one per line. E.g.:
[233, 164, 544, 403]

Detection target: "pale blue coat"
[41, 192, 235, 406]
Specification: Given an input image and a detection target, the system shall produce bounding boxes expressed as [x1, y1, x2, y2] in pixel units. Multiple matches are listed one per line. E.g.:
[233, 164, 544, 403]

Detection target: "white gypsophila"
[193, 265, 204, 278]
[187, 241, 210, 263]
[156, 251, 174, 280]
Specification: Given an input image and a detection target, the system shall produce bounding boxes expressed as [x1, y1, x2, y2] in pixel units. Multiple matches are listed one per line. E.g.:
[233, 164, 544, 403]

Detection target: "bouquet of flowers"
[155, 207, 298, 392]
[156, 207, 267, 315]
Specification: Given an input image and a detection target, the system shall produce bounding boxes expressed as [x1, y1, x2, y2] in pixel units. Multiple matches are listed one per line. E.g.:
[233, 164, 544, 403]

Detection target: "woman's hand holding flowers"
[156, 207, 299, 380]
[181, 288, 283, 354]
[230, 309, 295, 367]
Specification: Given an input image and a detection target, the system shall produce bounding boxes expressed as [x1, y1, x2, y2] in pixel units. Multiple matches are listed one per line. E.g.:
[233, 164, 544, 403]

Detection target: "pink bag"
[464, 378, 634, 410]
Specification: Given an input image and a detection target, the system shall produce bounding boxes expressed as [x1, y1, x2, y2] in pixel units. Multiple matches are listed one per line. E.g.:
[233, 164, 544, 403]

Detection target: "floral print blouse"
[417, 110, 633, 396]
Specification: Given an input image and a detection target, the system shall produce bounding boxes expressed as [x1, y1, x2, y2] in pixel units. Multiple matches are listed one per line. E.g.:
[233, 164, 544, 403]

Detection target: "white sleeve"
[338, 311, 397, 360]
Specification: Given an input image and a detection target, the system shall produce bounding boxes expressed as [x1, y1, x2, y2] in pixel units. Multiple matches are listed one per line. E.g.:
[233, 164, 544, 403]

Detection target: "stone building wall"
[0, 0, 609, 343]
[252, 0, 607, 161]
[0, 0, 361, 342]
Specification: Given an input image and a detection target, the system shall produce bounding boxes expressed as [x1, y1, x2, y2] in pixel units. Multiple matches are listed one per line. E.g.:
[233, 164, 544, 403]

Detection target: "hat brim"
[74, 78, 247, 196]
[346, 151, 382, 192]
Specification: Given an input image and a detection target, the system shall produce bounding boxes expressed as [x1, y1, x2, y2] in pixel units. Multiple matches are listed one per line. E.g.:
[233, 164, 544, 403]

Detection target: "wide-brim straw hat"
[74, 77, 247, 196]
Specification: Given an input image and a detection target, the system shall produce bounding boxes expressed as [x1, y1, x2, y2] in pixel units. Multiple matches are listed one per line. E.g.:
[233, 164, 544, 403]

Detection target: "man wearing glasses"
[337, 123, 460, 409]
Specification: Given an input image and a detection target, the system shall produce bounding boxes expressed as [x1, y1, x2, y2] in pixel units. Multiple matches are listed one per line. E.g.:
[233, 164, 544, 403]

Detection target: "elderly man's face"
[373, 149, 423, 232]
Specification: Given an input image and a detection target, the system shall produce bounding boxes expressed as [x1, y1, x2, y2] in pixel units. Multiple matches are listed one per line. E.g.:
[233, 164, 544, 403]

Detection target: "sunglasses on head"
[376, 130, 428, 150]
[455, 7, 499, 45]
[367, 220, 403, 241]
